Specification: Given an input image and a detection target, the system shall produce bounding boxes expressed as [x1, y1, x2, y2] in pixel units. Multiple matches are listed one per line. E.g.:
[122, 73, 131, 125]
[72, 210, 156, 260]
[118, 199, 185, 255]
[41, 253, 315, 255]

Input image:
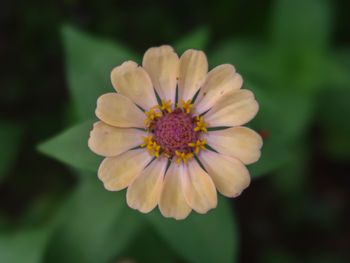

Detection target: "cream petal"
[95, 93, 146, 128]
[142, 45, 179, 103]
[98, 149, 152, 191]
[127, 158, 167, 213]
[178, 49, 208, 102]
[159, 162, 191, 220]
[111, 61, 158, 110]
[198, 150, 250, 197]
[88, 121, 146, 157]
[204, 89, 259, 127]
[195, 64, 243, 113]
[182, 159, 217, 214]
[206, 127, 263, 164]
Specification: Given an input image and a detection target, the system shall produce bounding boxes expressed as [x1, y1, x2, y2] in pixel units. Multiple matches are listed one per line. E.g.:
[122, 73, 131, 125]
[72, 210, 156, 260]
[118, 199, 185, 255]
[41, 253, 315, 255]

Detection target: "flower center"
[141, 100, 210, 164]
[152, 110, 198, 156]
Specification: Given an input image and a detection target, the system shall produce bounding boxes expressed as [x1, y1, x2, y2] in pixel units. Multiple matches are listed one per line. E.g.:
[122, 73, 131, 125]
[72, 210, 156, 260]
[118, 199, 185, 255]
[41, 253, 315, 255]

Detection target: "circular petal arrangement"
[88, 45, 263, 220]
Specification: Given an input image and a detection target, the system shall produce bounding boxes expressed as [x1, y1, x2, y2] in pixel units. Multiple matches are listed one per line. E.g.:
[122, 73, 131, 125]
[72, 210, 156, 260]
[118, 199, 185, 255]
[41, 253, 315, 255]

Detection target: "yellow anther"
[188, 139, 207, 154]
[175, 151, 194, 164]
[141, 136, 161, 157]
[149, 142, 161, 158]
[141, 135, 154, 151]
[144, 108, 162, 126]
[194, 116, 210, 132]
[154, 100, 172, 113]
[179, 99, 195, 114]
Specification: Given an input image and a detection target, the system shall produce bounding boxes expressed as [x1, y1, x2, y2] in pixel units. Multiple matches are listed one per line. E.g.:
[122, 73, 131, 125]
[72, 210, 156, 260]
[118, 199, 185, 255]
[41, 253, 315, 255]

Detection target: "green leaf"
[173, 27, 210, 55]
[45, 178, 144, 263]
[37, 120, 102, 172]
[269, 0, 333, 51]
[317, 86, 350, 159]
[0, 227, 53, 263]
[209, 38, 266, 77]
[325, 50, 350, 87]
[146, 197, 238, 263]
[0, 122, 24, 182]
[272, 142, 309, 197]
[62, 25, 138, 121]
[120, 225, 181, 263]
[249, 136, 290, 179]
[318, 86, 350, 131]
[245, 81, 314, 178]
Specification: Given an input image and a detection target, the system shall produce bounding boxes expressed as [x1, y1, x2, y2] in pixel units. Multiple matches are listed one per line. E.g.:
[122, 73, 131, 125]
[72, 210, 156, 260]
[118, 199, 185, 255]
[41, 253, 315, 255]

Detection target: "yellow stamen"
[149, 142, 161, 158]
[194, 116, 210, 132]
[144, 108, 162, 126]
[154, 100, 172, 113]
[175, 151, 194, 164]
[188, 139, 207, 154]
[179, 99, 195, 114]
[141, 135, 154, 152]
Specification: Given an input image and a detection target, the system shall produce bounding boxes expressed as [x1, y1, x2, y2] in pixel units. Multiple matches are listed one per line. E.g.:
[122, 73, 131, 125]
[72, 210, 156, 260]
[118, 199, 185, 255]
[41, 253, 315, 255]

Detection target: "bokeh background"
[1, 0, 349, 262]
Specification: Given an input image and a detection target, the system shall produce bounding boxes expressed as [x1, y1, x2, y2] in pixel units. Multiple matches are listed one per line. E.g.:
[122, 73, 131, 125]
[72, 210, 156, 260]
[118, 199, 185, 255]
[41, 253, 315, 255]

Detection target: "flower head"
[88, 45, 262, 220]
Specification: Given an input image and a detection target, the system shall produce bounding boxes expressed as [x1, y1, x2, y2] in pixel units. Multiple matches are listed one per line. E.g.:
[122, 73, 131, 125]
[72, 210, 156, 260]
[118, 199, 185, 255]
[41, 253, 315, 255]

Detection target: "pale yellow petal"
[159, 163, 191, 220]
[111, 61, 157, 110]
[182, 159, 217, 214]
[98, 149, 152, 191]
[95, 93, 145, 128]
[142, 45, 179, 103]
[88, 121, 146, 157]
[198, 150, 250, 197]
[195, 64, 243, 113]
[206, 127, 263, 164]
[127, 158, 167, 213]
[204, 89, 259, 127]
[178, 49, 208, 102]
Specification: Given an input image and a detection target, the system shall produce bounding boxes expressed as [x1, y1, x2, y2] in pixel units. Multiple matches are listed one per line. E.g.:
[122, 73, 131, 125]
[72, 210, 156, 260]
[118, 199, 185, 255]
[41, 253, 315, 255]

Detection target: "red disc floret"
[151, 109, 199, 156]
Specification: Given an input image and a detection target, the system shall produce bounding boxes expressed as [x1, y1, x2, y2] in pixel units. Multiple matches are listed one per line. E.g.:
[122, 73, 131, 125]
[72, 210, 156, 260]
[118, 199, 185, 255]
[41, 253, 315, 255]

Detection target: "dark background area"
[0, 0, 349, 262]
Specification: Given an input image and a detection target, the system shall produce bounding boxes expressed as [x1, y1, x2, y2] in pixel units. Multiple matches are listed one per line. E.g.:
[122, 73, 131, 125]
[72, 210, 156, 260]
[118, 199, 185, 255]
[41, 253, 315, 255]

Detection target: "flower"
[88, 45, 262, 220]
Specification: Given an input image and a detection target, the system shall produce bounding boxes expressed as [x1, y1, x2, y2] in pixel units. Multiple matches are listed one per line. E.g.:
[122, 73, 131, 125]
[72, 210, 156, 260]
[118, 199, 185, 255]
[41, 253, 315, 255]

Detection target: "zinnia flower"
[88, 45, 262, 220]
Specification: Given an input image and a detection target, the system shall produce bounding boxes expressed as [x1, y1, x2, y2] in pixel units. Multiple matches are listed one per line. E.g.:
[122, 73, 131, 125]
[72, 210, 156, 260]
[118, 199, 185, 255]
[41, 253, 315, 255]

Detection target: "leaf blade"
[146, 197, 238, 263]
[37, 120, 101, 172]
[62, 25, 138, 121]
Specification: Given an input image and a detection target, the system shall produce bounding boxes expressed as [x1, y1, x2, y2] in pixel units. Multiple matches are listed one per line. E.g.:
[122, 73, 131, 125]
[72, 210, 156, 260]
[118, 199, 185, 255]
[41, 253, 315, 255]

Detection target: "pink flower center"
[151, 109, 199, 156]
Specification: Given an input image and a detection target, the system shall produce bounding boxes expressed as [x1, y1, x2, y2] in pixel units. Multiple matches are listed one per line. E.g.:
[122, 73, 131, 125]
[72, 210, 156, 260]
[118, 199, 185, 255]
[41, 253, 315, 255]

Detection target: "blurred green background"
[1, 0, 349, 262]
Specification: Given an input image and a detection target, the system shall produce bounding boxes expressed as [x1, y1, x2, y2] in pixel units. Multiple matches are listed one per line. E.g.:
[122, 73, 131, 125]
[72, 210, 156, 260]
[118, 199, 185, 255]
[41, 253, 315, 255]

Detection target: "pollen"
[149, 142, 161, 158]
[175, 151, 194, 164]
[144, 100, 210, 163]
[141, 135, 154, 152]
[144, 108, 162, 126]
[188, 139, 207, 154]
[178, 99, 195, 114]
[154, 100, 172, 113]
[194, 116, 210, 132]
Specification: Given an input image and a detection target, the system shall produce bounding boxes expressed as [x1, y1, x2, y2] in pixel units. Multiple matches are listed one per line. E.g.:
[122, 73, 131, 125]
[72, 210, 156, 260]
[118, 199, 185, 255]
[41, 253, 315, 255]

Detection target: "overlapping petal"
[88, 121, 146, 157]
[204, 89, 259, 127]
[178, 50, 208, 102]
[111, 61, 158, 110]
[127, 158, 167, 213]
[206, 127, 263, 164]
[159, 162, 191, 220]
[195, 64, 243, 113]
[95, 93, 146, 128]
[143, 45, 179, 103]
[88, 45, 262, 220]
[182, 159, 217, 214]
[98, 149, 152, 191]
[198, 150, 250, 197]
